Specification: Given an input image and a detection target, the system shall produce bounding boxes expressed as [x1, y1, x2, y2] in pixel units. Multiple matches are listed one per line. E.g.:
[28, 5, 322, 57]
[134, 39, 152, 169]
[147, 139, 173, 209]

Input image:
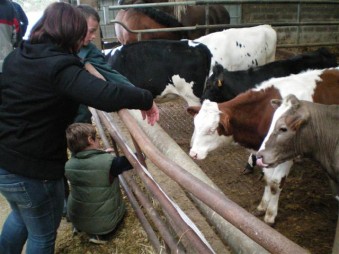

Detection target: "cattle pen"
[82, 45, 339, 251]
[88, 107, 308, 254]
[83, 83, 338, 254]
[10, 0, 336, 253]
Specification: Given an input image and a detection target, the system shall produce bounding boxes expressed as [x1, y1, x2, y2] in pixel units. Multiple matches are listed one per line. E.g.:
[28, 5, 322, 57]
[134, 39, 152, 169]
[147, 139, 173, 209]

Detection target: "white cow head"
[256, 94, 309, 167]
[187, 100, 233, 160]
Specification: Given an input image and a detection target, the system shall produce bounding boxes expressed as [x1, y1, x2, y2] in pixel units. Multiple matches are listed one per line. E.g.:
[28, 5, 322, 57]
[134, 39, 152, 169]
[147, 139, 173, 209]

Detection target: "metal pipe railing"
[104, 0, 339, 48]
[116, 109, 309, 254]
[97, 110, 216, 254]
[119, 175, 165, 253]
[91, 108, 187, 253]
[108, 0, 338, 10]
[122, 171, 186, 253]
[91, 106, 311, 252]
[110, 20, 339, 48]
[90, 108, 165, 253]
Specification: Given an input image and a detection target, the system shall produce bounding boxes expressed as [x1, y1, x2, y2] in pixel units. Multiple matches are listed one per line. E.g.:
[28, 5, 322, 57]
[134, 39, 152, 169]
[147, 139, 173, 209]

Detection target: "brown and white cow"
[187, 67, 339, 225]
[256, 95, 339, 254]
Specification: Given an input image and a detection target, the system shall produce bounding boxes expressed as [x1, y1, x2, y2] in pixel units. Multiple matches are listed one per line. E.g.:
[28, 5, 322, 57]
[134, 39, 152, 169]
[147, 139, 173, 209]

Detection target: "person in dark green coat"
[74, 4, 134, 124]
[63, 4, 138, 218]
[65, 123, 133, 244]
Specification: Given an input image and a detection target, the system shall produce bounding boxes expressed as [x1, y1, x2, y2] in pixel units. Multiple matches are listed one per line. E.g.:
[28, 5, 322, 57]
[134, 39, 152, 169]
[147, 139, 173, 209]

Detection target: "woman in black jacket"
[0, 2, 159, 254]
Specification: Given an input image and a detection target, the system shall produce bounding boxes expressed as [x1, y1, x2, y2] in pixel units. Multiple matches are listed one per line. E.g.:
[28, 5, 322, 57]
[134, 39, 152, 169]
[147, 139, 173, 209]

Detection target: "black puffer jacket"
[0, 41, 153, 180]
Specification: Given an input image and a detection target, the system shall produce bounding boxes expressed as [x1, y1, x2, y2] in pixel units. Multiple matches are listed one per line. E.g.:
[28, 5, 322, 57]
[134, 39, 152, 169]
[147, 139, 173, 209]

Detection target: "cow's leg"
[263, 160, 293, 225]
[190, 129, 196, 148]
[255, 166, 276, 216]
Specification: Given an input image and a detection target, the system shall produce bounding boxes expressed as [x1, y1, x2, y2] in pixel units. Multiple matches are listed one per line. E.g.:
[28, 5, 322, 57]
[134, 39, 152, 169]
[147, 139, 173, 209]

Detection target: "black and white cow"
[107, 40, 211, 106]
[195, 24, 277, 72]
[106, 25, 277, 106]
[201, 47, 338, 103]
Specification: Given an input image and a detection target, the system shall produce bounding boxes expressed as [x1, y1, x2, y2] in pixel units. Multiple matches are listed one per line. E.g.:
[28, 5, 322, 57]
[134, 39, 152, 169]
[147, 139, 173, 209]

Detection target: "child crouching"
[65, 123, 133, 244]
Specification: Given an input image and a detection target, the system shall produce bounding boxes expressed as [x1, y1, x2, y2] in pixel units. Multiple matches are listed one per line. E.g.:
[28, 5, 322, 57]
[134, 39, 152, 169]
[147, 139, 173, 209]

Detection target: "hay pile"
[55, 193, 157, 254]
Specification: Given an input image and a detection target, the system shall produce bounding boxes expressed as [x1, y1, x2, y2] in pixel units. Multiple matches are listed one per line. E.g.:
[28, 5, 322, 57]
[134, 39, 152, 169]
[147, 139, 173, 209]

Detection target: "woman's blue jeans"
[0, 167, 64, 254]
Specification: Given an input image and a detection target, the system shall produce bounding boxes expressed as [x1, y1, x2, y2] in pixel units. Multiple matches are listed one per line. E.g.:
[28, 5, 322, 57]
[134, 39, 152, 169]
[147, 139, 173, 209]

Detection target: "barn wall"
[98, 0, 119, 45]
[241, 3, 339, 46]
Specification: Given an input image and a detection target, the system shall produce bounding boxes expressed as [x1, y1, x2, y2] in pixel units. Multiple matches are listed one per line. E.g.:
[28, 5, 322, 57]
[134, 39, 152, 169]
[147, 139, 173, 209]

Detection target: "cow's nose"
[189, 150, 198, 159]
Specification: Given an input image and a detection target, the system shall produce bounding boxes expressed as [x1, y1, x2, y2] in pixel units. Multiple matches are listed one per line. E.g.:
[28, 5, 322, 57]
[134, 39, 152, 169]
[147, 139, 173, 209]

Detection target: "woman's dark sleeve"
[55, 63, 154, 112]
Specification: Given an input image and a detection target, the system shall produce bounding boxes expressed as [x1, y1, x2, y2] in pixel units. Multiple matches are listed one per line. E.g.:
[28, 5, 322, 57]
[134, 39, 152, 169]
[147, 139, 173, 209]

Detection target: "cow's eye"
[279, 127, 287, 132]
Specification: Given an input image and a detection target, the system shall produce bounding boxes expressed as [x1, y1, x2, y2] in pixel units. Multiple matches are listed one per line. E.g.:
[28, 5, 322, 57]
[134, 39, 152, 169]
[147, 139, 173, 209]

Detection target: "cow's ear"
[219, 112, 232, 135]
[213, 63, 224, 75]
[271, 99, 282, 109]
[187, 106, 201, 116]
[288, 95, 301, 111]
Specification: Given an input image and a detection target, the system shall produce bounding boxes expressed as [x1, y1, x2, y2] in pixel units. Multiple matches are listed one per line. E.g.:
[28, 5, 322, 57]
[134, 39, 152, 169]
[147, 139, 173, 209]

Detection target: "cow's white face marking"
[256, 69, 325, 166]
[158, 75, 200, 106]
[189, 100, 233, 159]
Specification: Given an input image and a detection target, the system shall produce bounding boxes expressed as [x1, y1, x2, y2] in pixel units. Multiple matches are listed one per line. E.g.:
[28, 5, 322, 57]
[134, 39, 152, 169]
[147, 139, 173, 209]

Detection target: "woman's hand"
[141, 101, 159, 126]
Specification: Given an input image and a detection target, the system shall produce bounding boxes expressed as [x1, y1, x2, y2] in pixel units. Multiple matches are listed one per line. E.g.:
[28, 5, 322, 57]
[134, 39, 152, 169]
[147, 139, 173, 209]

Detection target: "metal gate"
[98, 0, 339, 49]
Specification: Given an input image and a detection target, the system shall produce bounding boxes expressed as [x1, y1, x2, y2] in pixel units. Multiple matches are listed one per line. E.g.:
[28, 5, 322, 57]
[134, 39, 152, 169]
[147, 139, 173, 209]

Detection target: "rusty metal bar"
[108, 0, 338, 10]
[119, 175, 165, 253]
[110, 20, 339, 47]
[91, 109, 111, 148]
[123, 171, 186, 253]
[116, 109, 308, 254]
[97, 110, 216, 254]
[107, 0, 339, 48]
[90, 108, 164, 252]
[91, 108, 184, 253]
[111, 20, 339, 32]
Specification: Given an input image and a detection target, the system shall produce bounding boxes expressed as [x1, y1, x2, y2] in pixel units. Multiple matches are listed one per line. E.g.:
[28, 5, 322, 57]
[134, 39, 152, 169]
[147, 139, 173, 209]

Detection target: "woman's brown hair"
[30, 2, 87, 53]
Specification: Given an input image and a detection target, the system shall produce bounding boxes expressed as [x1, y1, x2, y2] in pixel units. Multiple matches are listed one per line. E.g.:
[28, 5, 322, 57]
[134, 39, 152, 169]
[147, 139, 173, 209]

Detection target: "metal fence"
[99, 0, 339, 48]
[90, 107, 315, 253]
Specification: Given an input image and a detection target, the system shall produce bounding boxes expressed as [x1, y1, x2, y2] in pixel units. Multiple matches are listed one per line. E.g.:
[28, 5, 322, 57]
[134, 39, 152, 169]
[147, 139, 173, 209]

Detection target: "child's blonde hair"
[66, 123, 97, 154]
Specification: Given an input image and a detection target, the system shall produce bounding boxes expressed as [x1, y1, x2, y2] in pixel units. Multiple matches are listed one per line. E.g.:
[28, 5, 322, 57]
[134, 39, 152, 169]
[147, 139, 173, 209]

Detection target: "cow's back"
[201, 48, 338, 103]
[195, 24, 277, 71]
[107, 40, 212, 100]
[313, 68, 339, 104]
[255, 67, 339, 103]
